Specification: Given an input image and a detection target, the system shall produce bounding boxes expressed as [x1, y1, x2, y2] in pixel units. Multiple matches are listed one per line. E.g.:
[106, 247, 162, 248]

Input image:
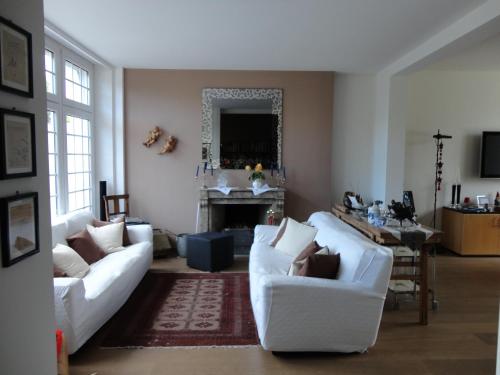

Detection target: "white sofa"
[52, 210, 153, 354]
[249, 211, 393, 353]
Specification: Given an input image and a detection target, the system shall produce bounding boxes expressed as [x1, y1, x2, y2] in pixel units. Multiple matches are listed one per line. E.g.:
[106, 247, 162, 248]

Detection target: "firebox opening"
[210, 204, 271, 255]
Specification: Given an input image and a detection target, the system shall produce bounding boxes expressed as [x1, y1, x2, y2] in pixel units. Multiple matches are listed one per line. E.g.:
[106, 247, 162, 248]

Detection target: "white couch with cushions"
[249, 211, 393, 353]
[52, 210, 153, 354]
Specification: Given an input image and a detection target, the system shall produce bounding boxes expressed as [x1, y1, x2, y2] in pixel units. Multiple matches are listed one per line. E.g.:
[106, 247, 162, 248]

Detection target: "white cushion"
[52, 243, 90, 278]
[249, 242, 293, 277]
[275, 218, 318, 258]
[268, 218, 288, 246]
[86, 222, 124, 253]
[287, 247, 329, 276]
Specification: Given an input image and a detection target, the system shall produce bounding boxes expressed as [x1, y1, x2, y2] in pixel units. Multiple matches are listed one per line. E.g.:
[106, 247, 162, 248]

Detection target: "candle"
[204, 162, 207, 174]
[211, 163, 214, 176]
[195, 165, 199, 177]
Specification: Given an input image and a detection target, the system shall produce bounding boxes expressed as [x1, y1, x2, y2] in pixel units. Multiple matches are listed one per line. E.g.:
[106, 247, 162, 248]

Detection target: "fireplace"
[197, 188, 285, 255]
[213, 204, 270, 255]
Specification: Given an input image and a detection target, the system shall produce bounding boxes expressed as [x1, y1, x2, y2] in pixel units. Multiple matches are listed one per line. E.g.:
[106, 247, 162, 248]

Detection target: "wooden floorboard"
[68, 254, 499, 375]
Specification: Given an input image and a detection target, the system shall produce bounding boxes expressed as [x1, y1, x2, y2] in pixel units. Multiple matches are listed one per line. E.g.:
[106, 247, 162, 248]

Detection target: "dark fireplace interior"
[211, 204, 271, 255]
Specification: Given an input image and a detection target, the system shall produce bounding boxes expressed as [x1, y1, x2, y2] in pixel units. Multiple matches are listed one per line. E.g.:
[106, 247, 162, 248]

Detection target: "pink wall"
[125, 70, 334, 234]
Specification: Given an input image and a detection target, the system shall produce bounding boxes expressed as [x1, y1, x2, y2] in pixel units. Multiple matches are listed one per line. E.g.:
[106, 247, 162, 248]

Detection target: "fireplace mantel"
[197, 188, 285, 233]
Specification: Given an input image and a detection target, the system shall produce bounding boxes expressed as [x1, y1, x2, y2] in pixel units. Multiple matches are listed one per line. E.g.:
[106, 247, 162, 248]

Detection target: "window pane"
[64, 60, 90, 105]
[50, 197, 57, 217]
[44, 49, 56, 95]
[65, 81, 74, 101]
[46, 110, 58, 216]
[65, 114, 92, 212]
[50, 175, 57, 196]
[45, 50, 54, 72]
[47, 110, 55, 132]
[67, 135, 75, 155]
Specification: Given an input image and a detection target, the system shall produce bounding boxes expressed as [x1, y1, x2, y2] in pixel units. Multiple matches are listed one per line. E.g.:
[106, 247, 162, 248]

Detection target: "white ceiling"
[427, 32, 500, 71]
[44, 0, 486, 73]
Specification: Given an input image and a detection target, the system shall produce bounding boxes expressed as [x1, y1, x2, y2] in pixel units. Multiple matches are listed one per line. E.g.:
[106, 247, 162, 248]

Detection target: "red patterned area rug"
[101, 272, 259, 348]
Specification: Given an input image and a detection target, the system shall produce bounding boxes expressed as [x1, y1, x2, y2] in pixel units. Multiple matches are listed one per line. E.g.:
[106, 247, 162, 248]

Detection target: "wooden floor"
[69, 253, 499, 375]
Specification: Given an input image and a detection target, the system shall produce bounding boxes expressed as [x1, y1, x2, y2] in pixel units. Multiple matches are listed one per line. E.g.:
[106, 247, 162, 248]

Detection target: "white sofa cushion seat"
[84, 242, 151, 300]
[249, 242, 292, 277]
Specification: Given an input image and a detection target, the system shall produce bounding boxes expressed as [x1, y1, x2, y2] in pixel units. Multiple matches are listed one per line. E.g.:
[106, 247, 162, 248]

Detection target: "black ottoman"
[186, 232, 234, 272]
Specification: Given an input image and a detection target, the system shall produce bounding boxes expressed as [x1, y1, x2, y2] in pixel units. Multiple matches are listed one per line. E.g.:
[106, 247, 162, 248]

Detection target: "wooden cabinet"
[442, 207, 500, 255]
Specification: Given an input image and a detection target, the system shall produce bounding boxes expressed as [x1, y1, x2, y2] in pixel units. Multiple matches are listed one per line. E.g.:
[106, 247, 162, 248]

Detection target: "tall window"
[45, 39, 94, 218]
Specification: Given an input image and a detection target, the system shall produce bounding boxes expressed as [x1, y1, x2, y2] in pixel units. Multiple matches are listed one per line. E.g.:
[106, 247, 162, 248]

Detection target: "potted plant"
[245, 163, 265, 189]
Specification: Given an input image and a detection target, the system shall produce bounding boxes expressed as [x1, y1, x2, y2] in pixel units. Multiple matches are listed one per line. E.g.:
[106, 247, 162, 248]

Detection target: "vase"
[252, 179, 263, 189]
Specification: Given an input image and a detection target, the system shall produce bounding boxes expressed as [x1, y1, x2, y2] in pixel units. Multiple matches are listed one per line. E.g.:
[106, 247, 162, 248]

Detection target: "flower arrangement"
[245, 163, 265, 182]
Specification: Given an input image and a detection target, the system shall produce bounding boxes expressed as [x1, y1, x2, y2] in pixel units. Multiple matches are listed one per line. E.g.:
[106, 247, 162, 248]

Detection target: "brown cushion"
[294, 241, 322, 262]
[93, 217, 131, 246]
[66, 230, 106, 264]
[53, 266, 67, 278]
[270, 218, 288, 247]
[297, 253, 341, 280]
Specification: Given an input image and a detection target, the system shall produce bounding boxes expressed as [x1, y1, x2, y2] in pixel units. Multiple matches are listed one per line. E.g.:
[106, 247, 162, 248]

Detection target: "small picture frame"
[0, 108, 36, 179]
[476, 195, 489, 207]
[0, 16, 33, 97]
[0, 192, 39, 267]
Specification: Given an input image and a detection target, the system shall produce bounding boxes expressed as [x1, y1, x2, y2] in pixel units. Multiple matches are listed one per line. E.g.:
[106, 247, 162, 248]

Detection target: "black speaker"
[99, 181, 107, 221]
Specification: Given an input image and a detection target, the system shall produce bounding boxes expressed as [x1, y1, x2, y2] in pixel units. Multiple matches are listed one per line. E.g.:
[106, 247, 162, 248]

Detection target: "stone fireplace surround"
[197, 188, 285, 233]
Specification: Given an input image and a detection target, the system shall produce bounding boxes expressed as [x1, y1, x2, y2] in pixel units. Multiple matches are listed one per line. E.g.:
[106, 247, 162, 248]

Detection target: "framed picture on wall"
[0, 192, 39, 267]
[0, 108, 36, 179]
[0, 16, 33, 97]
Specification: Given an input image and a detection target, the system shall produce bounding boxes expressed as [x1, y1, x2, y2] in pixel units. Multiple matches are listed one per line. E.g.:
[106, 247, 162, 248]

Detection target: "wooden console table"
[332, 206, 442, 325]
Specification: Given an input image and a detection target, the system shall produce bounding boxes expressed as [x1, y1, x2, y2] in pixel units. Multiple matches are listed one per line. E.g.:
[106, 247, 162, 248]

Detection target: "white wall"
[332, 74, 376, 203]
[0, 0, 57, 374]
[385, 75, 410, 203]
[94, 65, 115, 195]
[405, 69, 500, 225]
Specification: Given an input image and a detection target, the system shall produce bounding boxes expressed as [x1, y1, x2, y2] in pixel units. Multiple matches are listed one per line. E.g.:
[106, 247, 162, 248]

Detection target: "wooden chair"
[103, 194, 129, 221]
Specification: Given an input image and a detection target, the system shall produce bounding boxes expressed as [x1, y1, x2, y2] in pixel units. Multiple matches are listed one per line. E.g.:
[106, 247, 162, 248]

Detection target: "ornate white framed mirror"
[201, 88, 283, 169]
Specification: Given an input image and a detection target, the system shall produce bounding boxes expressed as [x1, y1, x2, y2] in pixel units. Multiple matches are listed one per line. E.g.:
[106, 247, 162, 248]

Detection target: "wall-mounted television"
[480, 131, 500, 178]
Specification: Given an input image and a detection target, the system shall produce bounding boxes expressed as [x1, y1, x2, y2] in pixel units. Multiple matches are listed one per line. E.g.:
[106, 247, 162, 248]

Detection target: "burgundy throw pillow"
[66, 229, 106, 264]
[294, 241, 322, 262]
[298, 253, 341, 280]
[92, 217, 131, 246]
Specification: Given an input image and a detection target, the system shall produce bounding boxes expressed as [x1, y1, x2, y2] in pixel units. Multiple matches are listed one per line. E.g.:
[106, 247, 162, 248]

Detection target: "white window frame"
[45, 37, 96, 218]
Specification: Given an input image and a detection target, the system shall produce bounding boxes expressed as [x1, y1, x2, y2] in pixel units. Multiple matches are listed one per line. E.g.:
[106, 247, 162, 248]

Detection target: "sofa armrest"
[254, 225, 279, 244]
[254, 274, 386, 351]
[53, 277, 86, 353]
[127, 224, 153, 244]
